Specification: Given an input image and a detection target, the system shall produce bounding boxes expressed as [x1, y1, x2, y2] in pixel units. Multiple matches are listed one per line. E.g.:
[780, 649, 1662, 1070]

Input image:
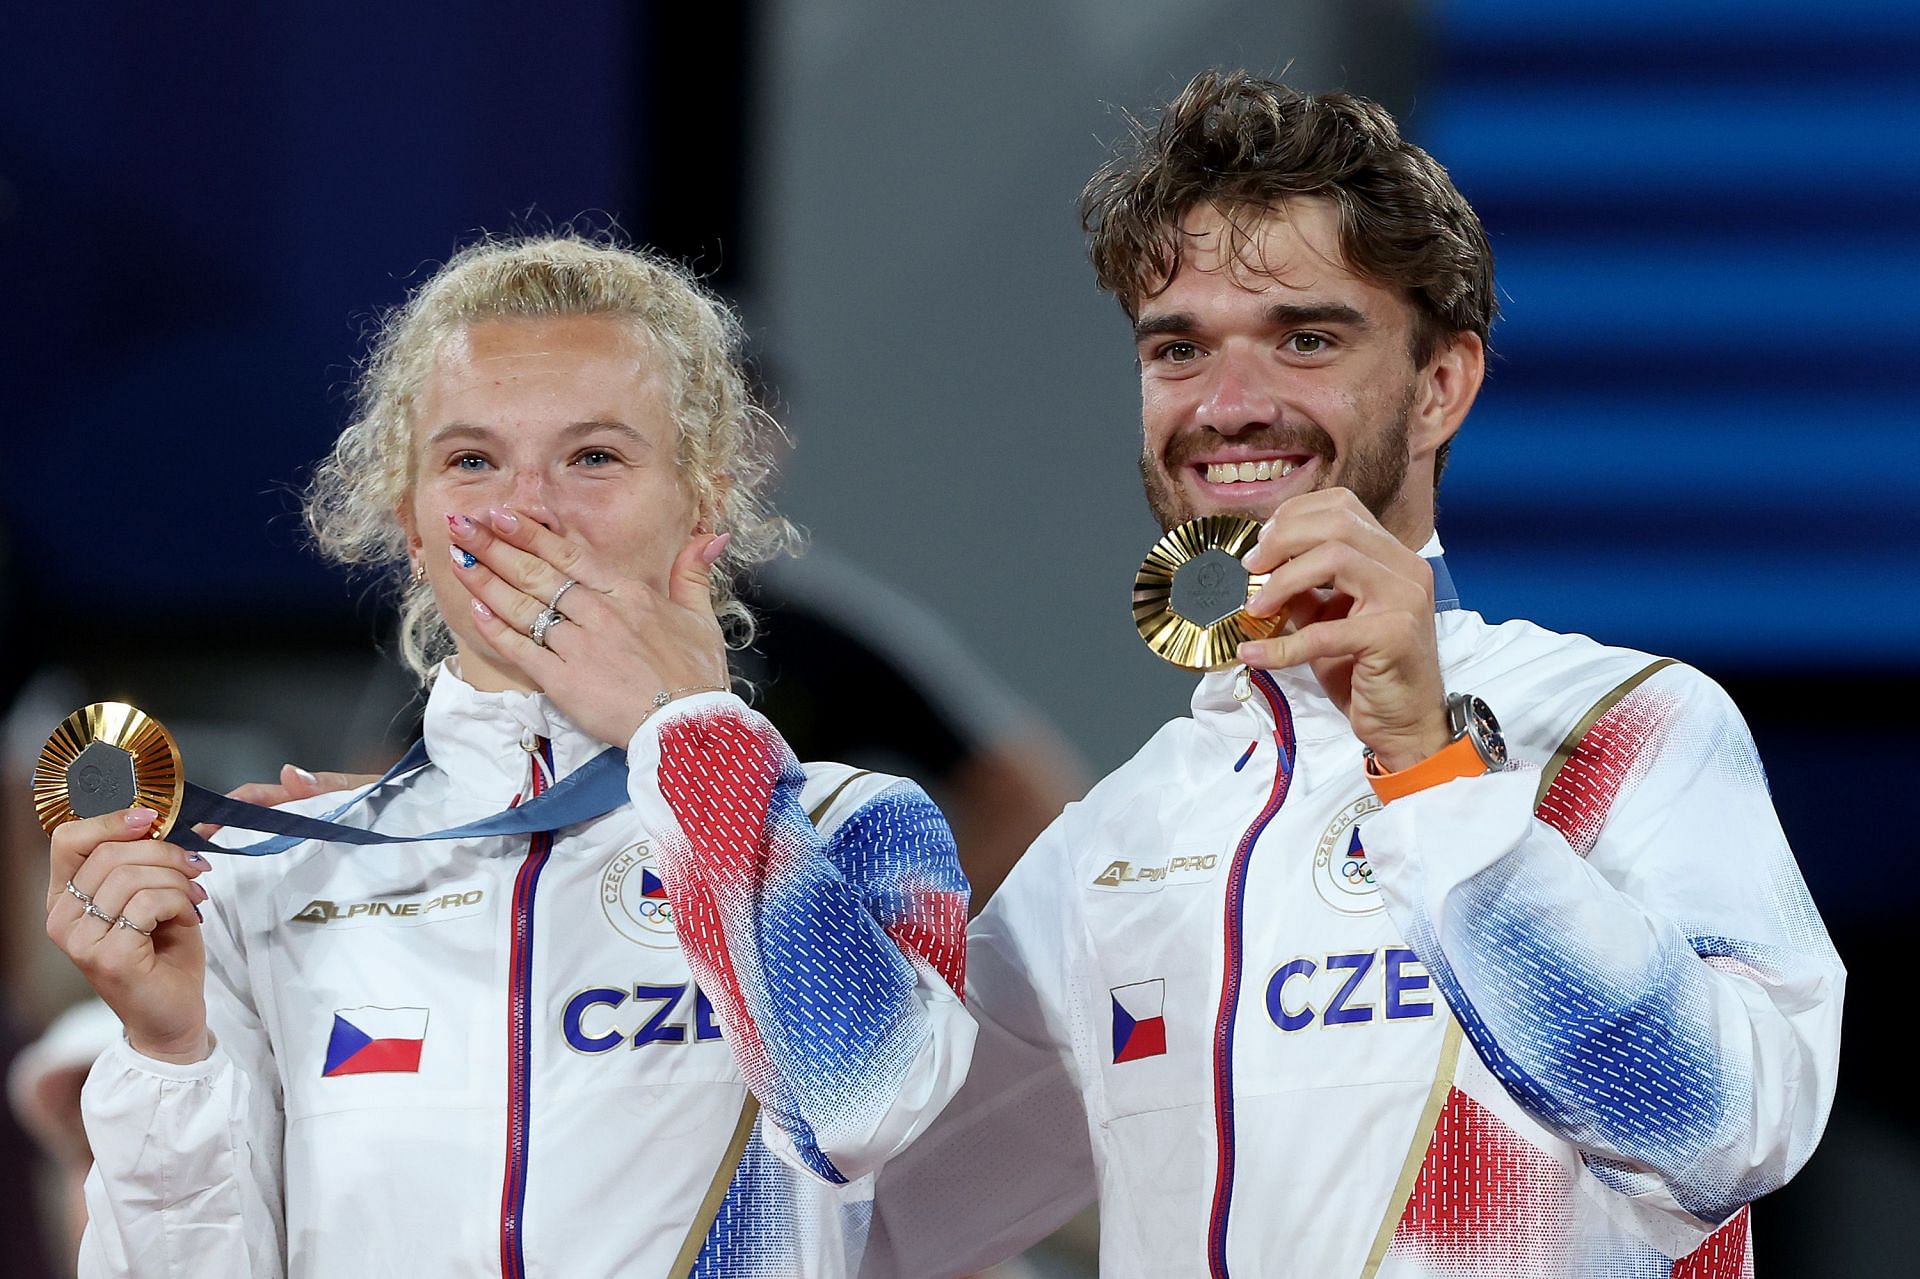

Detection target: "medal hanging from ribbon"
[32, 702, 631, 856]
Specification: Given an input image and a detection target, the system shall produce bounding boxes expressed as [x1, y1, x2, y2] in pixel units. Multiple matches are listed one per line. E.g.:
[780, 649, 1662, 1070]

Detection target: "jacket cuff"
[622, 690, 751, 834]
[95, 1033, 227, 1084]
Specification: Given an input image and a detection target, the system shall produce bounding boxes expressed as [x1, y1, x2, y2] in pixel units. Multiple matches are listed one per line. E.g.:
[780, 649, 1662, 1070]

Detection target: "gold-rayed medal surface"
[1132, 515, 1279, 670]
[32, 702, 184, 835]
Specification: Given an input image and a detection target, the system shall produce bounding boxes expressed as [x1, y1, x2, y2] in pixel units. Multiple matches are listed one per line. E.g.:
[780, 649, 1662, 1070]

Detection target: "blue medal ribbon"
[1428, 554, 1461, 612]
[168, 743, 632, 856]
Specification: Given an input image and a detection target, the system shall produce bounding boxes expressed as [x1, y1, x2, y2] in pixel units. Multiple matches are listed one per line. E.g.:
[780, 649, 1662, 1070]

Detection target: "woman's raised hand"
[46, 808, 212, 1064]
[447, 507, 732, 746]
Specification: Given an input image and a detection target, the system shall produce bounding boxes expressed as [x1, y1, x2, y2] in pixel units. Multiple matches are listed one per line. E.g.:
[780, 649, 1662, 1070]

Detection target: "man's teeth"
[1205, 460, 1297, 484]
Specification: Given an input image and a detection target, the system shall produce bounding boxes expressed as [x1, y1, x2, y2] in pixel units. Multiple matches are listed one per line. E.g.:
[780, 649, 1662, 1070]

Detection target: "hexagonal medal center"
[66, 741, 138, 818]
[1170, 548, 1249, 627]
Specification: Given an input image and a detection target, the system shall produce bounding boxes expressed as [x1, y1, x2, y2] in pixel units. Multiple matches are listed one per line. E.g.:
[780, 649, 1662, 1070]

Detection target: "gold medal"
[1132, 515, 1279, 670]
[32, 702, 185, 835]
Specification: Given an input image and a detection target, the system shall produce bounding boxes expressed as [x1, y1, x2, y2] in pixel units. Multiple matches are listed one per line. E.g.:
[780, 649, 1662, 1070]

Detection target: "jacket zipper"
[1207, 671, 1296, 1279]
[499, 738, 555, 1279]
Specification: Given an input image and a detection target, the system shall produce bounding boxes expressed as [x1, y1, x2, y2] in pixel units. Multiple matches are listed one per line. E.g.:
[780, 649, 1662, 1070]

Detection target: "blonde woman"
[46, 235, 973, 1278]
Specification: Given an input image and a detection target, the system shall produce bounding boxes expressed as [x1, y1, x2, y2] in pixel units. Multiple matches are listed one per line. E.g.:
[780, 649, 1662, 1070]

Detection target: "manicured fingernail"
[448, 544, 478, 569]
[446, 513, 475, 536]
[488, 507, 519, 530]
[292, 766, 318, 784]
[187, 853, 212, 870]
[472, 599, 494, 620]
[126, 808, 158, 829]
[700, 532, 733, 566]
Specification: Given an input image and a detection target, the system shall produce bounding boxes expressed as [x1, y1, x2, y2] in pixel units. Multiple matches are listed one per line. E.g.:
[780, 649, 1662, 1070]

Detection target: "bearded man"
[861, 70, 1844, 1279]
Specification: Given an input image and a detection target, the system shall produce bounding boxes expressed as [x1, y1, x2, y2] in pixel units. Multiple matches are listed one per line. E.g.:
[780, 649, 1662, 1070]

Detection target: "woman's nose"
[502, 472, 557, 530]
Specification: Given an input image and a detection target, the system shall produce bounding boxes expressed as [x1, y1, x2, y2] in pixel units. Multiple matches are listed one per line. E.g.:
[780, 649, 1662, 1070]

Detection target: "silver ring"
[82, 902, 115, 925]
[547, 578, 578, 612]
[530, 607, 565, 648]
[64, 879, 94, 906]
[115, 915, 155, 938]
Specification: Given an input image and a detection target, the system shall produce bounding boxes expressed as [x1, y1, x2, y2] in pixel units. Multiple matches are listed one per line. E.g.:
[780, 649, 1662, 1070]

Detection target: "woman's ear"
[697, 473, 734, 534]
[398, 498, 425, 579]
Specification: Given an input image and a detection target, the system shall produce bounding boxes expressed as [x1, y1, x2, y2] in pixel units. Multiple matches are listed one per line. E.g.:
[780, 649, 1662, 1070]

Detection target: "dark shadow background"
[3, 2, 1913, 1274]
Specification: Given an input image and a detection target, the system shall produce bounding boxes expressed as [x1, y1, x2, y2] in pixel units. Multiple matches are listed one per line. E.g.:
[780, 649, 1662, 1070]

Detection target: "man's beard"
[1139, 386, 1415, 532]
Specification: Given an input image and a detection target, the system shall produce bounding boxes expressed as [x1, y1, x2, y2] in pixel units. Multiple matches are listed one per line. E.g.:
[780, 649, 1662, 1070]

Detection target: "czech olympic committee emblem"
[601, 842, 678, 948]
[1313, 794, 1385, 916]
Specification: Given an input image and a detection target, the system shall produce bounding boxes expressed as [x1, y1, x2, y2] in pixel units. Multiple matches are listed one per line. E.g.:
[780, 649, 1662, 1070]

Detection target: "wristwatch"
[1364, 691, 1507, 803]
[1446, 691, 1508, 769]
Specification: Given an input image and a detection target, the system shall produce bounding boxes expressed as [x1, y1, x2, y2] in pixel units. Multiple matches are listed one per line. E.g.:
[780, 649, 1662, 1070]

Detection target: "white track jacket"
[78, 670, 973, 1278]
[864, 607, 1843, 1279]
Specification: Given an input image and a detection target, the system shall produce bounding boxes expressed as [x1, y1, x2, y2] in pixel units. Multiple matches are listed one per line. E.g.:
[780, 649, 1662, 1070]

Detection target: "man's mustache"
[1161, 425, 1334, 469]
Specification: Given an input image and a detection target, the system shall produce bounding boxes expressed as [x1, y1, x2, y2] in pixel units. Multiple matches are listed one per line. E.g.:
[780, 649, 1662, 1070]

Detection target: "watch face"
[1452, 694, 1508, 768]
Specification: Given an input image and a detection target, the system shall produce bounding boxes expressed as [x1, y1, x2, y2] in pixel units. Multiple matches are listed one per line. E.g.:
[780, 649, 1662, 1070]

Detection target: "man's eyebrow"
[1266, 302, 1370, 330]
[1133, 312, 1198, 342]
[1132, 303, 1371, 342]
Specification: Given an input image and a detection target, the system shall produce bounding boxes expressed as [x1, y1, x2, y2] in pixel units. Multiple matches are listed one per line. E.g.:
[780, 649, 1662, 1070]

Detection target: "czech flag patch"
[323, 1006, 429, 1077]
[1111, 979, 1167, 1063]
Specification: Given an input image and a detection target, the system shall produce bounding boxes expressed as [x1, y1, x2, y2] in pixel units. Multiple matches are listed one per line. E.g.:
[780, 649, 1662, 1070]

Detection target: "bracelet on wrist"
[641, 684, 727, 723]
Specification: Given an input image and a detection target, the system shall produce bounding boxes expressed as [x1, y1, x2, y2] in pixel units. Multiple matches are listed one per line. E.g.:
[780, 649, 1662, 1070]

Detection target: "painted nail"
[700, 532, 733, 566]
[472, 599, 494, 620]
[126, 808, 158, 829]
[446, 513, 476, 536]
[187, 853, 212, 870]
[449, 544, 478, 569]
[488, 507, 519, 531]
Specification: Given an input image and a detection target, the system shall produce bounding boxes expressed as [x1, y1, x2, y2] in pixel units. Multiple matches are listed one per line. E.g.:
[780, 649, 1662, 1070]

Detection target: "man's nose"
[1196, 347, 1280, 436]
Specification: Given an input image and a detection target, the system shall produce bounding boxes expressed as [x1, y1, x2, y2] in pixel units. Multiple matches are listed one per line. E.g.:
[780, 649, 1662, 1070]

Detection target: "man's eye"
[1161, 341, 1201, 364]
[1286, 333, 1329, 355]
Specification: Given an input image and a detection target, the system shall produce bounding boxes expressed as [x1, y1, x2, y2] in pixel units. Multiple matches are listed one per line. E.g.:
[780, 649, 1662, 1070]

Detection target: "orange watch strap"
[1365, 732, 1489, 804]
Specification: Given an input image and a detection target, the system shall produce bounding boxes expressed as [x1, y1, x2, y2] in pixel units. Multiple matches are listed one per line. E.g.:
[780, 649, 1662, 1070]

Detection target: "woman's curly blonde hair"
[303, 232, 796, 680]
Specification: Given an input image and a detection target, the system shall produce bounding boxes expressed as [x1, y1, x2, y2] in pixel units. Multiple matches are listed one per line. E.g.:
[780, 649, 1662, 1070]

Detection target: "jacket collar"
[421, 661, 607, 801]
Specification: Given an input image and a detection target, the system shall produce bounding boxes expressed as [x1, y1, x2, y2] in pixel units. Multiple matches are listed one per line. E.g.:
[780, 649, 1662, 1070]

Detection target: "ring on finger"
[115, 915, 155, 938]
[64, 879, 94, 906]
[81, 902, 115, 926]
[547, 578, 578, 613]
[530, 606, 566, 648]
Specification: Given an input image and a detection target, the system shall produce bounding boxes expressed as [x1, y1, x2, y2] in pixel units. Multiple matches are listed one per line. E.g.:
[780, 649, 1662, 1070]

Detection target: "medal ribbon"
[167, 743, 631, 856]
[1428, 554, 1461, 612]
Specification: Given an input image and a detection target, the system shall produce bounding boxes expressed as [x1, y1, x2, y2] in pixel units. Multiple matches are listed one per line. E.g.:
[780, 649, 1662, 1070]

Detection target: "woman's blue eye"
[453, 454, 490, 471]
[577, 449, 615, 466]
